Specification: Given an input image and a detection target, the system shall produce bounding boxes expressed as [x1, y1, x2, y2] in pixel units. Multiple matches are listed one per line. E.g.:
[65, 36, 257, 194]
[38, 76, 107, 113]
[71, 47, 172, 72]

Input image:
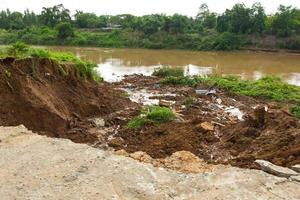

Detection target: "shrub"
[152, 67, 184, 77]
[127, 106, 175, 129]
[7, 41, 29, 57]
[56, 22, 75, 40]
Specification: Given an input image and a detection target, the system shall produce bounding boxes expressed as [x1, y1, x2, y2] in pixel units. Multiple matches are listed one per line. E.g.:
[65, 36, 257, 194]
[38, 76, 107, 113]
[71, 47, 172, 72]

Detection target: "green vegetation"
[0, 43, 102, 82]
[152, 67, 184, 77]
[162, 76, 203, 87]
[127, 106, 175, 129]
[161, 74, 300, 118]
[0, 3, 299, 50]
[183, 97, 194, 108]
[290, 105, 300, 118]
[201, 76, 300, 103]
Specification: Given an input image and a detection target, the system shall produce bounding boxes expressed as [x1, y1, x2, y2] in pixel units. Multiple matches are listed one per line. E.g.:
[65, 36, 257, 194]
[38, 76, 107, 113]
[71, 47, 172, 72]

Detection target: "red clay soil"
[0, 57, 135, 143]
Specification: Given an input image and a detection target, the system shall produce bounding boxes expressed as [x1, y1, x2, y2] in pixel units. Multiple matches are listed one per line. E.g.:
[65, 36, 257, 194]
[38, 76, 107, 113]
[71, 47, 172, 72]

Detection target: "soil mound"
[0, 57, 134, 143]
[220, 107, 300, 168]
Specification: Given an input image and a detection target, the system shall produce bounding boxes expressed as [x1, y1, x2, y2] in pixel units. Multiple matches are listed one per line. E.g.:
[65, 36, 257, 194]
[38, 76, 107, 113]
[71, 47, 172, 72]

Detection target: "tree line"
[0, 3, 299, 37]
[0, 3, 299, 50]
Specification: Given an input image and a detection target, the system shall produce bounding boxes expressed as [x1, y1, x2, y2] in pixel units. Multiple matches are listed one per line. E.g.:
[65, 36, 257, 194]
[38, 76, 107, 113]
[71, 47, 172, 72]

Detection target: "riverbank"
[1, 28, 300, 52]
[1, 47, 300, 170]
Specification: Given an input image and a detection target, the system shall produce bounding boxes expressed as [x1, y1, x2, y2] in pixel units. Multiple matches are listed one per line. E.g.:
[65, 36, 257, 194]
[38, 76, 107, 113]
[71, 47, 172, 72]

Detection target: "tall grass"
[0, 42, 102, 82]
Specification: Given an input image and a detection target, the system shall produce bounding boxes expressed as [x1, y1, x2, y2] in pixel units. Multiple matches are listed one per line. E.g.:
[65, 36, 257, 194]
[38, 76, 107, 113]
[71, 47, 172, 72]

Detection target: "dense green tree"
[56, 22, 74, 39]
[75, 11, 99, 28]
[229, 3, 252, 33]
[251, 3, 266, 33]
[0, 10, 10, 29]
[270, 5, 300, 37]
[196, 4, 217, 29]
[168, 14, 190, 34]
[23, 9, 38, 27]
[39, 4, 71, 27]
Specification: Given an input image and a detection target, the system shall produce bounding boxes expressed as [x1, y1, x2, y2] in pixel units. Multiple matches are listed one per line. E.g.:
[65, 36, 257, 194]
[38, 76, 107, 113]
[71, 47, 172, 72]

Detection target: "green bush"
[56, 22, 74, 40]
[7, 41, 29, 57]
[127, 106, 175, 129]
[152, 67, 184, 77]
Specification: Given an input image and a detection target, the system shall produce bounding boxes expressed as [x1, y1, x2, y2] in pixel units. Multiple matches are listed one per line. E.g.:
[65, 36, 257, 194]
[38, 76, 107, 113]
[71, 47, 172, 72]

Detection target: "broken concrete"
[292, 165, 300, 173]
[255, 160, 299, 178]
[1, 126, 300, 200]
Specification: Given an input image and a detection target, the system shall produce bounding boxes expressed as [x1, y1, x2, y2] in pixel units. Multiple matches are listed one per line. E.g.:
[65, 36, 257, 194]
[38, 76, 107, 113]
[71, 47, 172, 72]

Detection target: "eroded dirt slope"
[0, 57, 136, 143]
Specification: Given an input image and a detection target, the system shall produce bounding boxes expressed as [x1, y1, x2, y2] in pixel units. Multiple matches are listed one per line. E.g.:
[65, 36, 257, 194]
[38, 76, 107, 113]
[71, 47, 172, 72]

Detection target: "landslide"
[0, 57, 134, 143]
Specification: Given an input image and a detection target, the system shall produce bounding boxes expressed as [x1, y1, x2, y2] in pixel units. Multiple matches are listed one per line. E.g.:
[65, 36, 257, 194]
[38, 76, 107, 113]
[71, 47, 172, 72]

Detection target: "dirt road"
[1, 125, 299, 200]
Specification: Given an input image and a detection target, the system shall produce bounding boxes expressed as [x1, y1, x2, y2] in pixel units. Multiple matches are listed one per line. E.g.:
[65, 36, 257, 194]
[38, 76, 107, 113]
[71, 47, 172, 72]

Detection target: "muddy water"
[47, 46, 300, 85]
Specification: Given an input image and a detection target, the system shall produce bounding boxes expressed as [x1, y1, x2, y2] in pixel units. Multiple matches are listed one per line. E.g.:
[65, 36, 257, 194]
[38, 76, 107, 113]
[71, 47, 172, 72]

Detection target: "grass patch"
[152, 67, 184, 78]
[290, 105, 300, 118]
[0, 42, 102, 82]
[202, 76, 300, 103]
[127, 106, 175, 129]
[183, 97, 194, 108]
[162, 75, 300, 118]
[162, 76, 203, 87]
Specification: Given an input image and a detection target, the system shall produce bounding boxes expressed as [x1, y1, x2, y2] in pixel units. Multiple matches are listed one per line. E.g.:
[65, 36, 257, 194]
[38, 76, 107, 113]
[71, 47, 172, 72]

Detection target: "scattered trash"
[225, 107, 244, 121]
[195, 89, 216, 95]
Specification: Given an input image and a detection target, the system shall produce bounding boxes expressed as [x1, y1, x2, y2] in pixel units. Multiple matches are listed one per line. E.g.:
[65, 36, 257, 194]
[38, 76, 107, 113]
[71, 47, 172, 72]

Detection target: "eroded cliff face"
[0, 57, 136, 143]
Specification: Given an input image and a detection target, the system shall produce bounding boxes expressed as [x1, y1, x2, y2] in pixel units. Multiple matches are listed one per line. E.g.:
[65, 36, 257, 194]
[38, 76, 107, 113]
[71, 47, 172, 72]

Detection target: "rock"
[290, 176, 300, 182]
[92, 118, 105, 127]
[199, 122, 214, 131]
[255, 160, 299, 178]
[291, 165, 300, 173]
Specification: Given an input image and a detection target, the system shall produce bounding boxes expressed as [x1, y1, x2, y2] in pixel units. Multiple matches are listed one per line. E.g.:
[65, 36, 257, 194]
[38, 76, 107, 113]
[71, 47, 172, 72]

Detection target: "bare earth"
[0, 125, 300, 200]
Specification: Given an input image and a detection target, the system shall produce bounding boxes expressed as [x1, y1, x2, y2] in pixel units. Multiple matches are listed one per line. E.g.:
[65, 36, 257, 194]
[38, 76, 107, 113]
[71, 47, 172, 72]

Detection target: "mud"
[0, 57, 137, 144]
[1, 58, 299, 170]
[112, 75, 300, 169]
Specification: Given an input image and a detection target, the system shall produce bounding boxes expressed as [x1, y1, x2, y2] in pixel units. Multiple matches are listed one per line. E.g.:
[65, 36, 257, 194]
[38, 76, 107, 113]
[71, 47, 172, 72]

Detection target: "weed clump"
[291, 105, 300, 118]
[183, 97, 194, 108]
[7, 42, 29, 57]
[152, 67, 184, 78]
[128, 106, 175, 129]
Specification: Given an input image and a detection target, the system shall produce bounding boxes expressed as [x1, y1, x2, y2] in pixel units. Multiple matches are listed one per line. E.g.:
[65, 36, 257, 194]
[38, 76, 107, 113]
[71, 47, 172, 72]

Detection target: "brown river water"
[47, 46, 300, 85]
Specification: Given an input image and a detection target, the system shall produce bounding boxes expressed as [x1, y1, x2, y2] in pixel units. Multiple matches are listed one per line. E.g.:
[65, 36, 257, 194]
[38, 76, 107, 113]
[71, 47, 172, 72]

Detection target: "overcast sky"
[0, 0, 299, 16]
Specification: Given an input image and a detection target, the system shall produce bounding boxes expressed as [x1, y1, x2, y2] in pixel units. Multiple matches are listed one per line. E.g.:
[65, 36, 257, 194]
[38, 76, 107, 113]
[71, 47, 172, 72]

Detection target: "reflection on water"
[47, 46, 300, 85]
